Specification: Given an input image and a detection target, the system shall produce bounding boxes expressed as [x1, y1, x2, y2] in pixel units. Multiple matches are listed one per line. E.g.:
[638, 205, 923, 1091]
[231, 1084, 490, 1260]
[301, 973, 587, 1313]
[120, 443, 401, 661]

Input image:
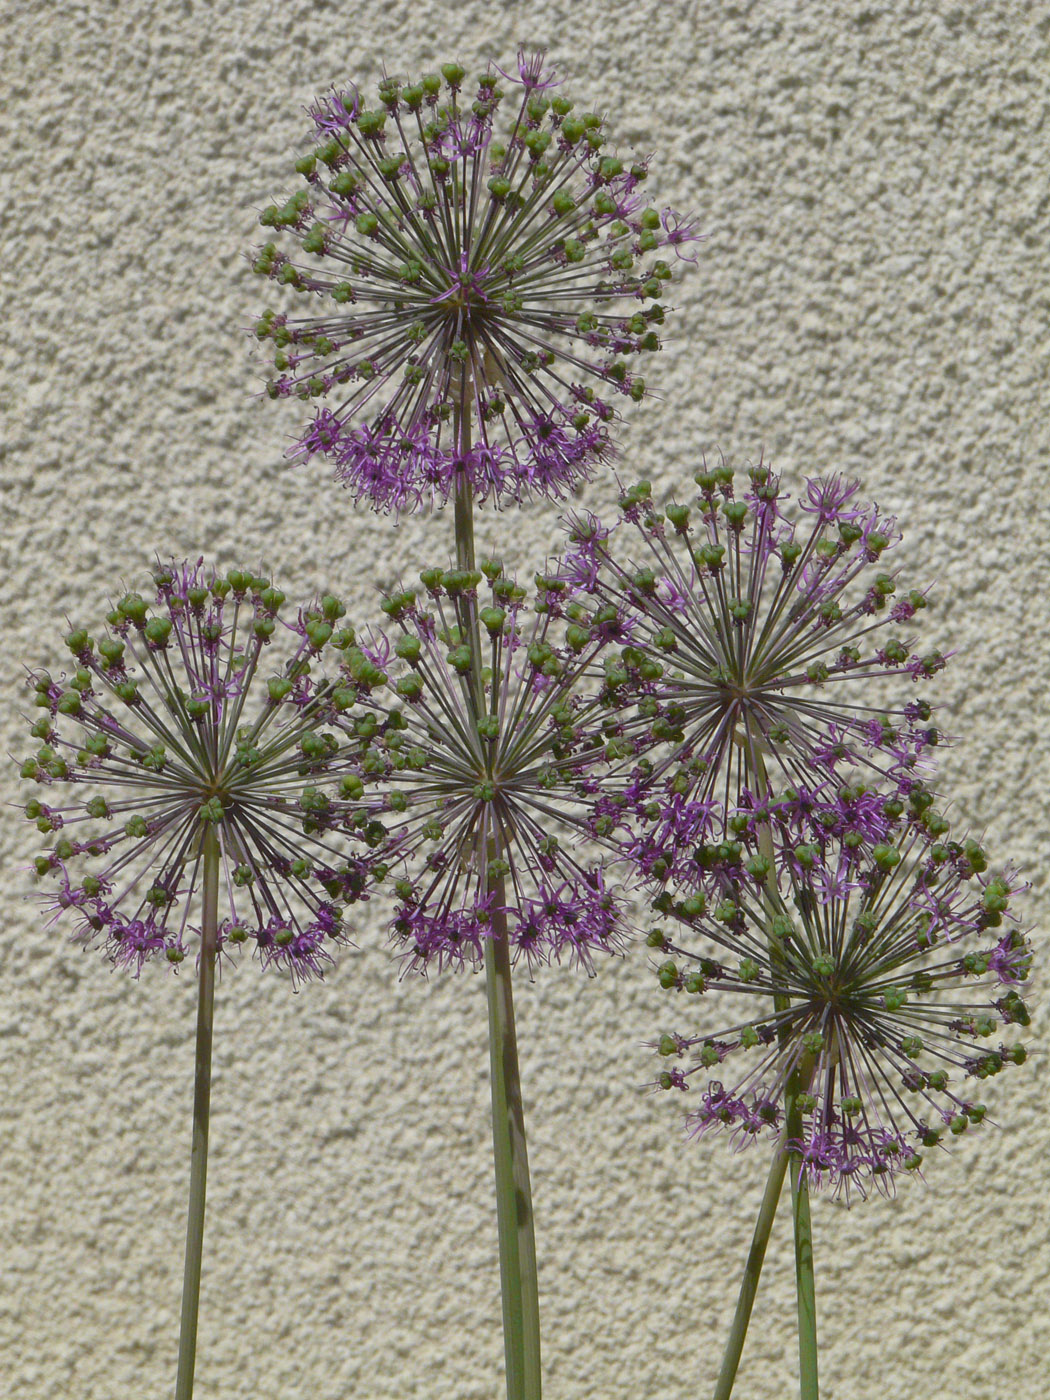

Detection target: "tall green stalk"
[710, 744, 819, 1399]
[484, 902, 542, 1400]
[711, 1144, 789, 1400]
[787, 1114, 818, 1399]
[708, 745, 789, 1397]
[175, 825, 220, 1400]
[452, 385, 542, 1400]
[756, 739, 818, 1400]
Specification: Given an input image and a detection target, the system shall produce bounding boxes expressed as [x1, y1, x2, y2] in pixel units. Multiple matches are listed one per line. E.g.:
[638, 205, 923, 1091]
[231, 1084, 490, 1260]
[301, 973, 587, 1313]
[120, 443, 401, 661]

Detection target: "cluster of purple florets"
[565, 466, 945, 801]
[21, 562, 376, 980]
[319, 562, 634, 974]
[644, 774, 1030, 1196]
[291, 410, 613, 514]
[252, 52, 699, 511]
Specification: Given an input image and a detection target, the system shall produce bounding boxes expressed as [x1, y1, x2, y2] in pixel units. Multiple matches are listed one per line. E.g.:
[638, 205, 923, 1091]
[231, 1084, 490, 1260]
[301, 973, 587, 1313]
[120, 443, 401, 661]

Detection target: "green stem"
[706, 742, 791, 1397]
[175, 826, 220, 1400]
[451, 381, 541, 1400]
[788, 1120, 818, 1399]
[711, 1144, 789, 1400]
[454, 479, 477, 571]
[749, 740, 819, 1400]
[713, 742, 820, 1399]
[485, 900, 542, 1400]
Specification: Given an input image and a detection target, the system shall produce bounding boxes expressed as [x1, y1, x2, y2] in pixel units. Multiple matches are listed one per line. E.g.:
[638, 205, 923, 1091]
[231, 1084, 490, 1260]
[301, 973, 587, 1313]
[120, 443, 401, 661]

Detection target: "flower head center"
[438, 264, 491, 323]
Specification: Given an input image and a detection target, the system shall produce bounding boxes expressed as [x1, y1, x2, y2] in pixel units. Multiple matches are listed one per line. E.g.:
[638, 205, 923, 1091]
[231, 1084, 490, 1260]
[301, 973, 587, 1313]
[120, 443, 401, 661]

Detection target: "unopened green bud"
[119, 592, 149, 624]
[305, 619, 333, 649]
[144, 617, 172, 648]
[872, 844, 902, 872]
[657, 960, 678, 989]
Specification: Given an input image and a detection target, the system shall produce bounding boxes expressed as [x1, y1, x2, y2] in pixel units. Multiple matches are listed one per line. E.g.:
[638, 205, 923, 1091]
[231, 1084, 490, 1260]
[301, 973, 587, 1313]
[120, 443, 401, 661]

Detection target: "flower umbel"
[21, 562, 372, 980]
[332, 562, 630, 972]
[252, 55, 697, 510]
[650, 804, 1031, 1196]
[563, 464, 945, 870]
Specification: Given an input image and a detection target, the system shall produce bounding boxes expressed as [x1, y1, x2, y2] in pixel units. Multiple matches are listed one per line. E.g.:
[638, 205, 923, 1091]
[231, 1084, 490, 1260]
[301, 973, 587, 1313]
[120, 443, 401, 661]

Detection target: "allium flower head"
[21, 563, 374, 980]
[562, 464, 945, 869]
[329, 561, 631, 972]
[251, 54, 698, 511]
[648, 799, 1031, 1197]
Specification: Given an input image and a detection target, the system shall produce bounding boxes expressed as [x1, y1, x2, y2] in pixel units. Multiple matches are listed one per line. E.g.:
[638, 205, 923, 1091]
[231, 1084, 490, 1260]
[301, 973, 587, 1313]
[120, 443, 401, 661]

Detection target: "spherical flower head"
[562, 464, 945, 871]
[250, 55, 700, 512]
[649, 803, 1032, 1198]
[21, 563, 376, 981]
[330, 560, 633, 973]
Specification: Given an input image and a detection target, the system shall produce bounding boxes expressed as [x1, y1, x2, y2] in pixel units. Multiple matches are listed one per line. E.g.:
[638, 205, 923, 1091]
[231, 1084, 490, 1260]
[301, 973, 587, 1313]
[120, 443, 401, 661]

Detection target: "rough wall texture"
[3, 2, 1048, 1398]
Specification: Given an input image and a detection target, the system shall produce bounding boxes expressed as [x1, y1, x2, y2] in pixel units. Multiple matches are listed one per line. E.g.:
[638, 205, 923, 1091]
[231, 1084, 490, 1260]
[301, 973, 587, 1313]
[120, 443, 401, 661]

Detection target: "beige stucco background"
[3, 2, 1048, 1397]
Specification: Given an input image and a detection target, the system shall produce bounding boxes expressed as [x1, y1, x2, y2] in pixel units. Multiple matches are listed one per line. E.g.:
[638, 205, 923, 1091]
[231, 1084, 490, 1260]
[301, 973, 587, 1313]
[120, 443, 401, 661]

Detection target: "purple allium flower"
[250, 55, 698, 511]
[329, 561, 631, 973]
[648, 803, 1031, 1198]
[21, 563, 375, 981]
[563, 463, 945, 868]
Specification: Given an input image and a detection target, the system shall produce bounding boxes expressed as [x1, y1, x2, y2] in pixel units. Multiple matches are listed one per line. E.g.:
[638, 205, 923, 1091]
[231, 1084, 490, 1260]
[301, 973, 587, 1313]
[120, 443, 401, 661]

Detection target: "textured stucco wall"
[3, 2, 1049, 1398]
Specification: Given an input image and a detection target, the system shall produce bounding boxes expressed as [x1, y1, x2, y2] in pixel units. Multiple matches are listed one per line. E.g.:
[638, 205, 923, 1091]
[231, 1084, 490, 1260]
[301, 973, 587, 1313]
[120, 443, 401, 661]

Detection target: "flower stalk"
[709, 742, 793, 1399]
[711, 1143, 789, 1400]
[784, 1053, 819, 1400]
[452, 381, 542, 1400]
[175, 823, 220, 1400]
[790, 1152, 819, 1400]
[756, 749, 819, 1400]
[485, 900, 542, 1400]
